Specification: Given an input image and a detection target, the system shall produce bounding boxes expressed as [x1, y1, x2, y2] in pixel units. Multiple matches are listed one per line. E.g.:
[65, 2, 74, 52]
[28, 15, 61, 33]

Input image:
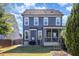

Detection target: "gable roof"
[22, 9, 63, 16]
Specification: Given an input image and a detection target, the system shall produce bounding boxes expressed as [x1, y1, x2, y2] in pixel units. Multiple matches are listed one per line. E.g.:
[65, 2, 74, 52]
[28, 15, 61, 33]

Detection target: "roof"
[22, 9, 63, 16]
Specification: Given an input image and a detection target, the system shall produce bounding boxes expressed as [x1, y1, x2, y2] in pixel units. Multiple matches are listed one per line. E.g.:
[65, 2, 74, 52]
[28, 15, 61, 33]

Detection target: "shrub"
[29, 40, 36, 45]
[65, 3, 79, 55]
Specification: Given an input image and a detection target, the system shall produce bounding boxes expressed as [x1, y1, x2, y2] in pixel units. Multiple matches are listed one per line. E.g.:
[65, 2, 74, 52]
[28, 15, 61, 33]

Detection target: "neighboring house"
[0, 14, 21, 40]
[22, 9, 63, 46]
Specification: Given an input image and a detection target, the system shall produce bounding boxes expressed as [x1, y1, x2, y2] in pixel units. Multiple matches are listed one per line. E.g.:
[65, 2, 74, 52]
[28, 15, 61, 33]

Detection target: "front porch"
[43, 27, 62, 46]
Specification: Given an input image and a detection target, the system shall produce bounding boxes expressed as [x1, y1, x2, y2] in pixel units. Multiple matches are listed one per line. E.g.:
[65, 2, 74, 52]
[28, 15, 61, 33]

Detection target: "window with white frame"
[56, 17, 61, 26]
[38, 30, 42, 40]
[34, 17, 39, 26]
[24, 17, 29, 26]
[25, 30, 29, 40]
[43, 17, 48, 26]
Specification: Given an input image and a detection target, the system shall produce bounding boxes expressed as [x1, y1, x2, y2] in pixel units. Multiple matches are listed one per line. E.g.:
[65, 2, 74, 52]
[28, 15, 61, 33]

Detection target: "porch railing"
[44, 37, 61, 42]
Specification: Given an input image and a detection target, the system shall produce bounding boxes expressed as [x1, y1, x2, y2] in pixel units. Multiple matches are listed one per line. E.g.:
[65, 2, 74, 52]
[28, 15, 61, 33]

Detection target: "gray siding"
[39, 17, 43, 27]
[29, 17, 34, 27]
[24, 26, 29, 30]
[24, 16, 62, 30]
[48, 17, 56, 26]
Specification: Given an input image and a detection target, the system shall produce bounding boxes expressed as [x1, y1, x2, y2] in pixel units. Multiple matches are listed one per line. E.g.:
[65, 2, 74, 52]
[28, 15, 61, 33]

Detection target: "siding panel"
[39, 17, 43, 27]
[29, 17, 34, 27]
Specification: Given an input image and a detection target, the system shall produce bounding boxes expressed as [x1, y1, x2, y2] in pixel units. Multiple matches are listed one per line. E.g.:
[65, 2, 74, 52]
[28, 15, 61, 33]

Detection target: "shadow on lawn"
[5, 46, 61, 53]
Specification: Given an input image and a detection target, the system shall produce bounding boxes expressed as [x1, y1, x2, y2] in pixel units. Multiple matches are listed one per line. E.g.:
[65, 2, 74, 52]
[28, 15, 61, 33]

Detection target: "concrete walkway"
[0, 45, 22, 53]
[50, 51, 71, 56]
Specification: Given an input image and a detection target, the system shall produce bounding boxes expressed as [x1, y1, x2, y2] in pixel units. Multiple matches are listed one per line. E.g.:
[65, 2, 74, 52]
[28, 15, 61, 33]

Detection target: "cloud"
[9, 3, 47, 14]
[66, 6, 72, 11]
[58, 3, 68, 6]
[14, 4, 26, 13]
[24, 3, 47, 9]
[35, 6, 47, 9]
[24, 3, 35, 7]
[62, 15, 68, 26]
[10, 3, 36, 14]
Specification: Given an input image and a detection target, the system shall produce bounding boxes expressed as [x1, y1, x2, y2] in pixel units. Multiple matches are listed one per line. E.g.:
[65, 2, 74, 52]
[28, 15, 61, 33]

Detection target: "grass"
[5, 46, 59, 53]
[0, 45, 70, 56]
[0, 45, 21, 53]
[1, 46, 55, 56]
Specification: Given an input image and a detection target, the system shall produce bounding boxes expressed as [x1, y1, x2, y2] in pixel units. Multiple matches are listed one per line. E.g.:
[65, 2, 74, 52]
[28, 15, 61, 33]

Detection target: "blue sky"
[4, 3, 73, 34]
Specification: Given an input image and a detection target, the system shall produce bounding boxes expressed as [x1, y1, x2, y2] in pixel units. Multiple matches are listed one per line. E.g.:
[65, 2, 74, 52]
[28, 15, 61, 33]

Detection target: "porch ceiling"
[43, 27, 63, 29]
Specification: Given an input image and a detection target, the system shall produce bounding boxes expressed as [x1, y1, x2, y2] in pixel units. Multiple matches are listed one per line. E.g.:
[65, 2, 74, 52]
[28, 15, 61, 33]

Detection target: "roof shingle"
[22, 9, 63, 16]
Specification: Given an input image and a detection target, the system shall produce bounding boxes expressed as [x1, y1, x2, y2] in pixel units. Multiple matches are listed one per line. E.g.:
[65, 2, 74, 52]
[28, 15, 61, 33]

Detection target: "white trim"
[34, 17, 39, 26]
[43, 17, 48, 26]
[44, 27, 63, 29]
[29, 29, 37, 30]
[24, 17, 29, 26]
[38, 30, 42, 40]
[56, 17, 61, 26]
[24, 30, 30, 40]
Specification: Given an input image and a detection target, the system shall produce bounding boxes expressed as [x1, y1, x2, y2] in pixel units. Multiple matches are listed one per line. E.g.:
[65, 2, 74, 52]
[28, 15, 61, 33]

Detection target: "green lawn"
[1, 46, 70, 56]
[5, 46, 60, 53]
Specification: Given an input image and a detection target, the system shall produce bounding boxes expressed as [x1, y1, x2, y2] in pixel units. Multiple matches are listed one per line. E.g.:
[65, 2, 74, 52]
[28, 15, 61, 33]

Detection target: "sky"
[4, 3, 73, 34]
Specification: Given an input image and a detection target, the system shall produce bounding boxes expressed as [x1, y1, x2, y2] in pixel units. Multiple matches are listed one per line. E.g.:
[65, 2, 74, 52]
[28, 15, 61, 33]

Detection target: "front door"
[30, 29, 37, 45]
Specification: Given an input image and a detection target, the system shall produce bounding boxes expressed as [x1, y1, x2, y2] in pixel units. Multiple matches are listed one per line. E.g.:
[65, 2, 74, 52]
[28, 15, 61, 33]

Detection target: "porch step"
[43, 42, 61, 50]
[23, 41, 29, 46]
[43, 42, 60, 46]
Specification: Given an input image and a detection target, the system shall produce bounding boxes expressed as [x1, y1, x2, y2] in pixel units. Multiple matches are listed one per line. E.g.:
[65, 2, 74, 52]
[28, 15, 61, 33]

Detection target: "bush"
[29, 40, 36, 45]
[65, 4, 79, 55]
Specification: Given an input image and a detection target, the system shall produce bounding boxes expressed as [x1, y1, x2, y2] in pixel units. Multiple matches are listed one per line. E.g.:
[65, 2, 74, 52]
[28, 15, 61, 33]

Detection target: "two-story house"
[22, 9, 63, 46]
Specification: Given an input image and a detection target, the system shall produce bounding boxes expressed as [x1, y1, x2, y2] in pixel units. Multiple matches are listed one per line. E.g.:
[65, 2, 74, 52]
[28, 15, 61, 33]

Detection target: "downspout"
[22, 15, 24, 45]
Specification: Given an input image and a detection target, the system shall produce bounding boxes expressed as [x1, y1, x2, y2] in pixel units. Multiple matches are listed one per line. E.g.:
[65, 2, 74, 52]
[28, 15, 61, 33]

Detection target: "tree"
[0, 4, 14, 37]
[65, 3, 79, 55]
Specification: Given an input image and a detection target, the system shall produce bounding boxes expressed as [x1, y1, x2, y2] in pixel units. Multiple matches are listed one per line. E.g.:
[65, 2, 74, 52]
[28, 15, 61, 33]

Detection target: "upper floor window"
[56, 17, 61, 26]
[34, 17, 39, 26]
[43, 17, 48, 26]
[24, 17, 29, 26]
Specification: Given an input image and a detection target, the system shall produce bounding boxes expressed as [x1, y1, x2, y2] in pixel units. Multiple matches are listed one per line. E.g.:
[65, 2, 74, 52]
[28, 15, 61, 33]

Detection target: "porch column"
[58, 29, 60, 42]
[42, 28, 45, 43]
[44, 29, 46, 42]
[51, 28, 52, 42]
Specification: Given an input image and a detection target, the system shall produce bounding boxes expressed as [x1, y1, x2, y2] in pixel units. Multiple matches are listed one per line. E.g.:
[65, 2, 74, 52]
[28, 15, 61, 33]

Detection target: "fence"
[0, 39, 22, 47]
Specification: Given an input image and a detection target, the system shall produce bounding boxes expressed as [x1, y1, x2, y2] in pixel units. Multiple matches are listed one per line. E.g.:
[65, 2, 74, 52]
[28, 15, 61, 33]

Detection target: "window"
[25, 30, 29, 40]
[47, 29, 51, 38]
[24, 17, 29, 26]
[56, 17, 61, 26]
[43, 17, 48, 25]
[34, 17, 39, 26]
[53, 32, 57, 38]
[38, 30, 42, 40]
